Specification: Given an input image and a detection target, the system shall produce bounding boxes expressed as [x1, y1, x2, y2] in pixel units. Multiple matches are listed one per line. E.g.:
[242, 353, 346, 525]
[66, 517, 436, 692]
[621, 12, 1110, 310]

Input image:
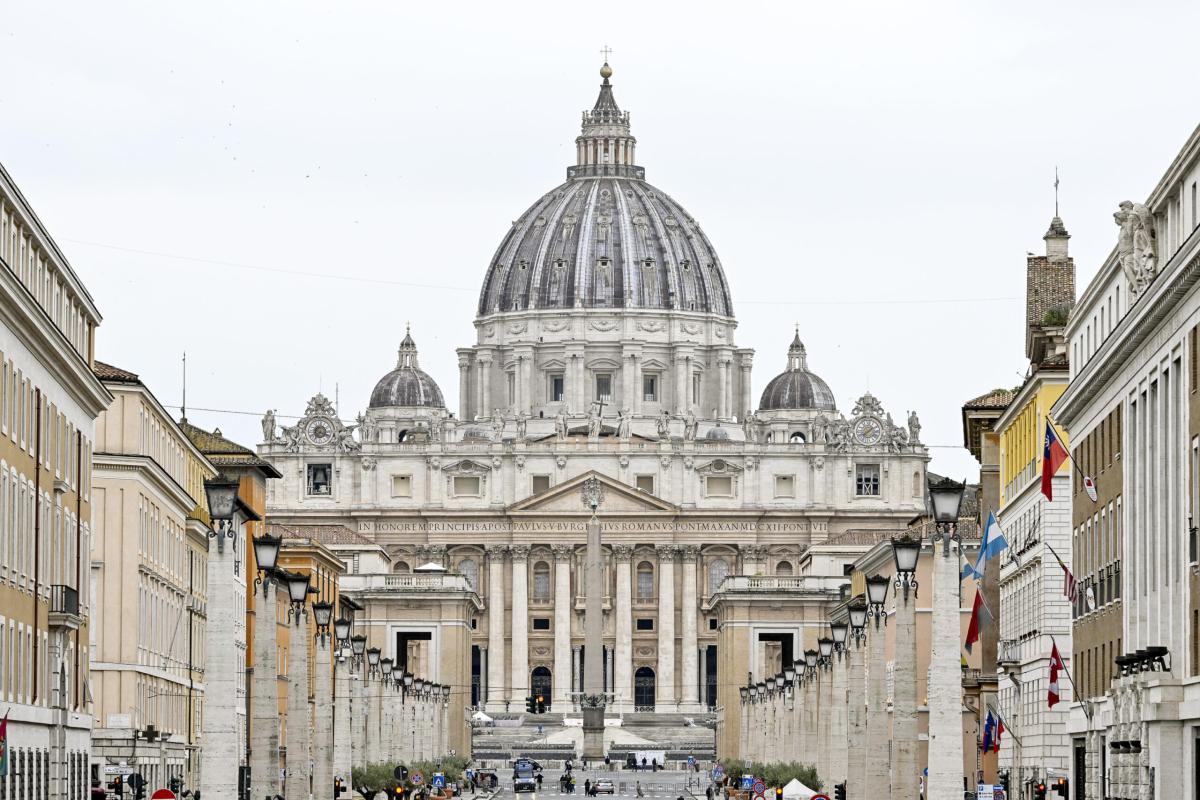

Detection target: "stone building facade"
[0, 160, 110, 800]
[1054, 120, 1200, 799]
[259, 63, 931, 752]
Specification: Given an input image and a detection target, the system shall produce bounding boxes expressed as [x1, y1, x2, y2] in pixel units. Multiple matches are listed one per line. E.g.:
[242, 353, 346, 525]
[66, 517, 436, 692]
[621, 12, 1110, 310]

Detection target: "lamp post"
[889, 534, 921, 800]
[199, 475, 259, 800]
[926, 476, 966, 800]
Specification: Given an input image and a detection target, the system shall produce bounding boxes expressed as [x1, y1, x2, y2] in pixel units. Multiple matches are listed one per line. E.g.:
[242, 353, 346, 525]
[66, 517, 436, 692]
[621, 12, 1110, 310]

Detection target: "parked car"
[593, 780, 615, 795]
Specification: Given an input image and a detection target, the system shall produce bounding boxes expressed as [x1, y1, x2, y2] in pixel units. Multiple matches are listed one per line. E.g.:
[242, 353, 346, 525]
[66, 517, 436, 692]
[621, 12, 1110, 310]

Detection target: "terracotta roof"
[963, 389, 1015, 409]
[93, 360, 140, 383]
[266, 523, 376, 546]
[180, 420, 283, 478]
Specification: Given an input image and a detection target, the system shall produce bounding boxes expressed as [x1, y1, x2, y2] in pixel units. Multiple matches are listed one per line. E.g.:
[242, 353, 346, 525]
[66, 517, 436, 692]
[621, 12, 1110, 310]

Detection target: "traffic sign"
[151, 790, 176, 800]
[711, 765, 725, 782]
[751, 780, 766, 797]
[394, 767, 409, 783]
[811, 795, 831, 800]
[410, 772, 424, 786]
[103, 767, 134, 777]
[432, 774, 445, 789]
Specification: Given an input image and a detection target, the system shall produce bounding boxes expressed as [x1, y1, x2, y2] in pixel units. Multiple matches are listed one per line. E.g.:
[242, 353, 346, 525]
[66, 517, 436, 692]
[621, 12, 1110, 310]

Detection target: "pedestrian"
[636, 782, 644, 798]
[536, 774, 543, 790]
[641, 758, 647, 772]
[585, 779, 592, 796]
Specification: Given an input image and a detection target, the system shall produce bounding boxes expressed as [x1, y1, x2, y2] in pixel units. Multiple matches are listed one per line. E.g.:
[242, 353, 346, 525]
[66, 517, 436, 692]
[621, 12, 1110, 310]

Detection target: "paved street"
[494, 769, 707, 800]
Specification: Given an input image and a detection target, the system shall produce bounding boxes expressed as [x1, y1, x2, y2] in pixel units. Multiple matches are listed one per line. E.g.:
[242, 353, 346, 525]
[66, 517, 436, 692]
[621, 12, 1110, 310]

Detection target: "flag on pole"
[964, 590, 992, 654]
[1042, 422, 1069, 501]
[962, 512, 1008, 581]
[994, 715, 1005, 752]
[0, 710, 9, 777]
[1047, 543, 1078, 603]
[981, 710, 994, 752]
[1048, 643, 1066, 708]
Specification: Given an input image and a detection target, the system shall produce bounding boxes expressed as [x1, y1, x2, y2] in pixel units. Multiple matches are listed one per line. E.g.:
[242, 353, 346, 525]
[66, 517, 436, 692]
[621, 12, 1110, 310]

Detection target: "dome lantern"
[368, 326, 446, 409]
[572, 60, 639, 179]
[759, 330, 836, 412]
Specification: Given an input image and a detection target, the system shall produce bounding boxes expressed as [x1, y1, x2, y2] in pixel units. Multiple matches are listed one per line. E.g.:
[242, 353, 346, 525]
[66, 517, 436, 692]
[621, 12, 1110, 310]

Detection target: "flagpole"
[1045, 414, 1093, 487]
[985, 704, 1022, 747]
[1050, 634, 1091, 722]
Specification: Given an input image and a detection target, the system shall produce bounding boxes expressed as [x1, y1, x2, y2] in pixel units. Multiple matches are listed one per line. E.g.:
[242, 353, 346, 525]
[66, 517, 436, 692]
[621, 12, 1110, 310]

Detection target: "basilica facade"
[258, 63, 930, 749]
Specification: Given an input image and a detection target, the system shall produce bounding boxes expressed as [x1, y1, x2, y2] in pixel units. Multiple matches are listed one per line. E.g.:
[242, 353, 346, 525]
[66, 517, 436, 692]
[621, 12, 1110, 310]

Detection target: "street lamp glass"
[415, 678, 426, 692]
[403, 673, 414, 687]
[784, 666, 796, 683]
[818, 638, 833, 659]
[927, 476, 966, 525]
[739, 687, 749, 701]
[333, 617, 352, 642]
[367, 647, 381, 667]
[442, 684, 451, 699]
[848, 604, 867, 630]
[755, 681, 766, 696]
[865, 574, 890, 606]
[891, 534, 921, 575]
[286, 572, 311, 604]
[804, 649, 818, 668]
[350, 635, 367, 656]
[830, 622, 848, 646]
[381, 657, 393, 675]
[252, 532, 282, 572]
[312, 600, 334, 628]
[203, 476, 240, 522]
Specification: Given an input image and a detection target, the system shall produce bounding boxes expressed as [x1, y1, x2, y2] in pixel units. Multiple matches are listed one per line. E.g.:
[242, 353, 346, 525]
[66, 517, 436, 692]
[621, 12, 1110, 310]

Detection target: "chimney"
[1044, 216, 1070, 260]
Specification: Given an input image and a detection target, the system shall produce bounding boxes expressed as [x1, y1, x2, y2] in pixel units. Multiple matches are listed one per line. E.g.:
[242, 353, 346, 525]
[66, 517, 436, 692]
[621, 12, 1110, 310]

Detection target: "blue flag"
[963, 512, 1008, 581]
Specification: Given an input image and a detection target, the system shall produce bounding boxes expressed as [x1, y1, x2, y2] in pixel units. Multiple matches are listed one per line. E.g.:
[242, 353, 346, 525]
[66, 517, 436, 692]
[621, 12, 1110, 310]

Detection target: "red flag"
[1061, 561, 1078, 603]
[964, 591, 989, 653]
[1048, 643, 1066, 708]
[994, 717, 1004, 752]
[1042, 423, 1069, 501]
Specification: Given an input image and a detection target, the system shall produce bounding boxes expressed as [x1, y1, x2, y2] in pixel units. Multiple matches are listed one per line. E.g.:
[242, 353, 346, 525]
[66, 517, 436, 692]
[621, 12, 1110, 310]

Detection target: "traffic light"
[1054, 778, 1068, 798]
[109, 777, 124, 797]
[833, 783, 846, 800]
[526, 695, 537, 713]
[168, 777, 183, 795]
[334, 778, 344, 799]
[1034, 782, 1047, 800]
[536, 695, 546, 714]
[393, 786, 407, 800]
[774, 788, 782, 800]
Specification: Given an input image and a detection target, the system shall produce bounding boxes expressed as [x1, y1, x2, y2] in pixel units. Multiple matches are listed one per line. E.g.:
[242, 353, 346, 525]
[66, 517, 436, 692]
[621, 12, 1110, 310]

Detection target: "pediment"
[508, 470, 677, 514]
[442, 459, 491, 475]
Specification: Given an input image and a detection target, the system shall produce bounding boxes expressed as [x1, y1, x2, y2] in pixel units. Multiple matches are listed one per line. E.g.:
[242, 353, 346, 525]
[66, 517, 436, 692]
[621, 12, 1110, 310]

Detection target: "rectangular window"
[636, 475, 655, 494]
[855, 464, 880, 496]
[532, 618, 551, 631]
[507, 373, 516, 406]
[635, 618, 654, 631]
[595, 373, 612, 402]
[705, 476, 733, 497]
[550, 374, 565, 402]
[453, 476, 482, 496]
[774, 475, 795, 498]
[531, 475, 551, 494]
[708, 618, 718, 631]
[692, 373, 701, 406]
[391, 475, 412, 498]
[643, 375, 658, 402]
[306, 464, 332, 496]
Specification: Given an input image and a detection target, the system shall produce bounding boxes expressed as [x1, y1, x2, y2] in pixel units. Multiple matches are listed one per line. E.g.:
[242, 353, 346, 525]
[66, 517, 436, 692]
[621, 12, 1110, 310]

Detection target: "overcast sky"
[3, 1, 1198, 479]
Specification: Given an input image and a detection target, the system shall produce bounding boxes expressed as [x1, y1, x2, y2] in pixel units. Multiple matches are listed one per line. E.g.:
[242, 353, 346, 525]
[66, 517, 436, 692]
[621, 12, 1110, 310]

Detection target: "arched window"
[533, 561, 552, 602]
[789, 431, 806, 443]
[459, 558, 479, 591]
[775, 561, 793, 576]
[636, 561, 655, 600]
[707, 558, 729, 594]
[634, 666, 656, 709]
[393, 560, 411, 574]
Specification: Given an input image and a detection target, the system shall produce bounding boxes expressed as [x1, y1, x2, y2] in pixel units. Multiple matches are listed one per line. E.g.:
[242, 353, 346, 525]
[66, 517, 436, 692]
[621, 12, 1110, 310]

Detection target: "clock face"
[305, 417, 334, 446]
[853, 417, 883, 446]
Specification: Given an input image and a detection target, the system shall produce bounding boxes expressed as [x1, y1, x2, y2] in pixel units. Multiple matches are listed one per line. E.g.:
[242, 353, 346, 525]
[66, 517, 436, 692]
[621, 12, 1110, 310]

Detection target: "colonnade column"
[313, 635, 333, 800]
[613, 545, 633, 712]
[251, 585, 279, 800]
[680, 546, 700, 712]
[846, 633, 866, 799]
[510, 545, 531, 701]
[364, 674, 382, 765]
[928, 549, 965, 800]
[332, 653, 352, 785]
[285, 612, 311, 800]
[865, 616, 889, 795]
[485, 545, 508, 712]
[830, 652, 848, 791]
[655, 545, 677, 711]
[572, 646, 582, 705]
[552, 546, 574, 708]
[199, 537, 238, 800]
[892, 587, 919, 800]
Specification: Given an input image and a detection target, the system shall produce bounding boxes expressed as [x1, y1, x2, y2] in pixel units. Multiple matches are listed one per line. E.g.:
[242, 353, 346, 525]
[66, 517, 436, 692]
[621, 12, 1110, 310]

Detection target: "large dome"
[476, 65, 733, 318]
[369, 328, 445, 409]
[759, 333, 836, 412]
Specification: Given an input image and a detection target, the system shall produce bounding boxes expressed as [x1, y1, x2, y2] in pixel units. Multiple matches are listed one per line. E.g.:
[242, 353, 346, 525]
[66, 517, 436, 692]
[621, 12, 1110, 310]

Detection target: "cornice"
[94, 452, 197, 512]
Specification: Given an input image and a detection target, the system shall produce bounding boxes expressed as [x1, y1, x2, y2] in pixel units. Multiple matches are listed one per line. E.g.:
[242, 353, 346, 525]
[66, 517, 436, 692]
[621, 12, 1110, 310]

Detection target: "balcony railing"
[340, 573, 477, 593]
[997, 639, 1019, 666]
[48, 584, 81, 630]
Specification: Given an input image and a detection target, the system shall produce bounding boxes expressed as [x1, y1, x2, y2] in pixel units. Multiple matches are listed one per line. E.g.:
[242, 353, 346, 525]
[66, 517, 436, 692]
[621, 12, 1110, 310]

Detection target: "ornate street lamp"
[380, 657, 394, 678]
[251, 531, 282, 594]
[366, 646, 381, 677]
[312, 599, 334, 644]
[803, 649, 818, 676]
[739, 686, 750, 704]
[285, 571, 311, 624]
[848, 598, 868, 648]
[774, 673, 785, 691]
[866, 574, 890, 626]
[333, 617, 352, 648]
[830, 621, 848, 659]
[818, 637, 834, 669]
[755, 681, 766, 700]
[928, 475, 966, 557]
[441, 684, 451, 703]
[403, 672, 414, 694]
[350, 634, 367, 669]
[414, 677, 426, 694]
[204, 475, 257, 551]
[891, 533, 921, 602]
[784, 664, 796, 686]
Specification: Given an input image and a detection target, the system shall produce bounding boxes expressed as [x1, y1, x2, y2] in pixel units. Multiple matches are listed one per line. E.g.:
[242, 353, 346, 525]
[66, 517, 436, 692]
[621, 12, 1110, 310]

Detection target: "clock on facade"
[852, 416, 883, 446]
[305, 417, 335, 446]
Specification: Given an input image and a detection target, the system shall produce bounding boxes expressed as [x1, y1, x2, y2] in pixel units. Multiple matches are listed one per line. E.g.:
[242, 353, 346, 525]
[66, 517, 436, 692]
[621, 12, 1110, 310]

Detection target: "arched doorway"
[531, 666, 553, 711]
[634, 666, 656, 711]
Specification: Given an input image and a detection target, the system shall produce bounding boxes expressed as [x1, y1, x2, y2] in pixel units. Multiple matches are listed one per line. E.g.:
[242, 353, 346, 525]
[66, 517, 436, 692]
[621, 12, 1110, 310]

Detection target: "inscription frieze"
[359, 518, 814, 535]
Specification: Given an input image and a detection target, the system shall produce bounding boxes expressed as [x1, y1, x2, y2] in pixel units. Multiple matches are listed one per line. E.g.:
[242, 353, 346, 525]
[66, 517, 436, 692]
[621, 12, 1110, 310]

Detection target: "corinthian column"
[486, 545, 508, 712]
[510, 545, 531, 701]
[655, 545, 677, 711]
[613, 545, 633, 712]
[552, 545, 574, 708]
[679, 545, 701, 711]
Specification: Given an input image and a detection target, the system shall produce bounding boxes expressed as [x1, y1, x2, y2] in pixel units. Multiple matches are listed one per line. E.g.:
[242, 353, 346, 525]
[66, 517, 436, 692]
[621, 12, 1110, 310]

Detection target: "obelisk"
[581, 476, 607, 760]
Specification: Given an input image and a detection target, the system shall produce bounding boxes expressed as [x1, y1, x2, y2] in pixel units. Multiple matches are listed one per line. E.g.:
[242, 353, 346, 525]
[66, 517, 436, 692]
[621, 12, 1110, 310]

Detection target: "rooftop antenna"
[1054, 166, 1060, 217]
[181, 351, 187, 422]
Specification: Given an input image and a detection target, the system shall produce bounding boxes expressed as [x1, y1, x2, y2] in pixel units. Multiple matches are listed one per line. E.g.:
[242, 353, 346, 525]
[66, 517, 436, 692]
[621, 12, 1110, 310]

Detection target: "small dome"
[759, 331, 836, 412]
[703, 426, 730, 441]
[369, 327, 446, 409]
